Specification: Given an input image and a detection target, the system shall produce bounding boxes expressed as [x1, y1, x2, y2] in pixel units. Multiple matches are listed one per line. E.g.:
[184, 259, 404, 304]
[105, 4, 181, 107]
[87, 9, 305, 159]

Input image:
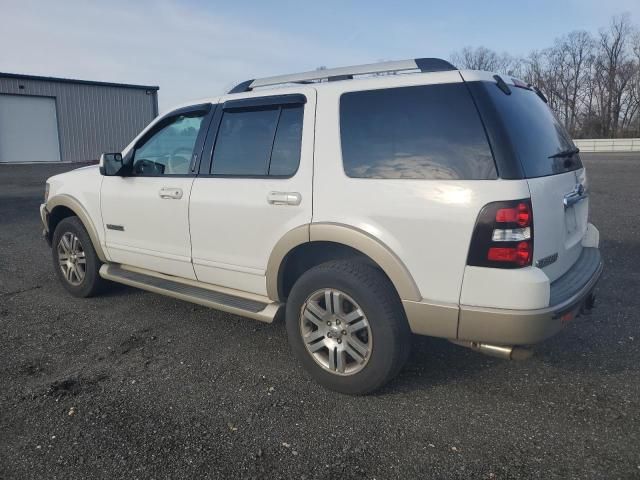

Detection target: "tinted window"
[340, 84, 496, 180]
[477, 83, 582, 178]
[269, 106, 303, 176]
[211, 104, 304, 176]
[212, 108, 279, 175]
[132, 113, 204, 176]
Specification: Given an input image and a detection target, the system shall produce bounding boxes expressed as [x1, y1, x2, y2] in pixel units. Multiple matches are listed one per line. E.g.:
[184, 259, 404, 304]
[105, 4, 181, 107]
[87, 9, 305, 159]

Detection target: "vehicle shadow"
[375, 334, 502, 395]
[98, 281, 140, 298]
[529, 239, 636, 375]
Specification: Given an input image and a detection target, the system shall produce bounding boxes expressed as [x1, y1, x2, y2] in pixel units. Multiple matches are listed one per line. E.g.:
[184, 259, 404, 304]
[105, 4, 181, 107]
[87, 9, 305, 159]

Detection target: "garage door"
[0, 94, 61, 163]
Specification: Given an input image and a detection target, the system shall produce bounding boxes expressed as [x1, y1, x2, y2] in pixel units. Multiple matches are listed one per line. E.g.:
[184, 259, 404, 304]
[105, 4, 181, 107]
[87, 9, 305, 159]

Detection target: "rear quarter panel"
[312, 74, 531, 305]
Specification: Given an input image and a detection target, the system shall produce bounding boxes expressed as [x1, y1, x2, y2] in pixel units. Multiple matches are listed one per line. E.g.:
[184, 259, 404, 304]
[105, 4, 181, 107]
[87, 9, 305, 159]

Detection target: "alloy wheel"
[299, 288, 372, 375]
[57, 232, 86, 286]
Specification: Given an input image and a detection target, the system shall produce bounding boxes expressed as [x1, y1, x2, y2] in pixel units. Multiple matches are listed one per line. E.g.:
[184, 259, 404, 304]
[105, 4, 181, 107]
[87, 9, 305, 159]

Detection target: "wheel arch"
[266, 223, 421, 302]
[47, 194, 108, 262]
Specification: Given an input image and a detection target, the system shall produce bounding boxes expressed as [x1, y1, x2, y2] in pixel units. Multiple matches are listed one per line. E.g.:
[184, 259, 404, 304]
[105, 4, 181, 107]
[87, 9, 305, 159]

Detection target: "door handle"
[563, 184, 588, 209]
[267, 191, 302, 206]
[159, 187, 183, 199]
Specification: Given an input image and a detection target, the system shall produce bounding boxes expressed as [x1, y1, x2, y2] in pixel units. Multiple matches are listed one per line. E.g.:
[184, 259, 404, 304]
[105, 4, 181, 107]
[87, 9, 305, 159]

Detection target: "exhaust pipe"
[450, 340, 533, 361]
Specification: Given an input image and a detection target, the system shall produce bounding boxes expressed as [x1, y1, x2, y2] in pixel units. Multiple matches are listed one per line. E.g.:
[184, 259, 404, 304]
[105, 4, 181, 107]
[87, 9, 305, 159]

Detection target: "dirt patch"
[47, 373, 109, 397]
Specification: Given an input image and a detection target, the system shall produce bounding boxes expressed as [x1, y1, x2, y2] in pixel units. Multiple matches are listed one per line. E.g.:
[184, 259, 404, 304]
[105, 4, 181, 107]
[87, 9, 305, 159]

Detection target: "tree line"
[450, 14, 640, 139]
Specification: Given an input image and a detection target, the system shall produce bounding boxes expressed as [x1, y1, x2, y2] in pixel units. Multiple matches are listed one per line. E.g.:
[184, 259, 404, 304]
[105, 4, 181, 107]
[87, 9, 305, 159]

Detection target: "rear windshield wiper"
[548, 147, 580, 159]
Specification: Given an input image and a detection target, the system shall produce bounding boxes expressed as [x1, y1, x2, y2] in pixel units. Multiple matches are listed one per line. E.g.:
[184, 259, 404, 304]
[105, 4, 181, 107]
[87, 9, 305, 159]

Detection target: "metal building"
[0, 72, 159, 163]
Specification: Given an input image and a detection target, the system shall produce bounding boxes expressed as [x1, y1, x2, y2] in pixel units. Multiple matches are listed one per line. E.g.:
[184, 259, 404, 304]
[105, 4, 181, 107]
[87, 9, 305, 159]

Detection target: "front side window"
[340, 83, 497, 180]
[211, 104, 304, 176]
[132, 112, 205, 176]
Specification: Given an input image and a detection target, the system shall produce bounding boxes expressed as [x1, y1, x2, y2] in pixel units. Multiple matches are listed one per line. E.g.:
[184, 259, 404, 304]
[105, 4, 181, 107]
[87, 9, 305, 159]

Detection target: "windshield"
[469, 81, 583, 178]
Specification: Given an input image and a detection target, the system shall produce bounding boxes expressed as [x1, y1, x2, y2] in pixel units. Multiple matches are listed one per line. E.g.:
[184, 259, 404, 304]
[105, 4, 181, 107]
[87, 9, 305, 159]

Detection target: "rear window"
[475, 82, 582, 178]
[339, 83, 497, 180]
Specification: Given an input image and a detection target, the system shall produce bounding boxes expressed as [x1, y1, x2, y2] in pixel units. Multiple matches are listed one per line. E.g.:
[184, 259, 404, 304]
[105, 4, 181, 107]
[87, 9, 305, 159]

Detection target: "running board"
[99, 264, 281, 323]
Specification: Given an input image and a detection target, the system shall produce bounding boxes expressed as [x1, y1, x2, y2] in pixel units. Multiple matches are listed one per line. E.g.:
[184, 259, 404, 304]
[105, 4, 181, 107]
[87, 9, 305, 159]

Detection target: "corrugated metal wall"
[0, 76, 158, 162]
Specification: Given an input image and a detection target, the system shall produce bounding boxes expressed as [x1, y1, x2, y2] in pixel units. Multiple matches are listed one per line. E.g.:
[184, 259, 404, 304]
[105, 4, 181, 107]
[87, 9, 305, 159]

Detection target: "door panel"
[189, 177, 311, 294]
[189, 89, 315, 295]
[101, 176, 197, 278]
[100, 105, 212, 279]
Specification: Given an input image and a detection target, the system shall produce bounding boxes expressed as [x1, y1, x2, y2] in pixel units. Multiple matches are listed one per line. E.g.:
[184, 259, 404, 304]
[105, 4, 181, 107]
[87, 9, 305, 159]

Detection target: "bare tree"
[449, 13, 640, 139]
[631, 31, 640, 135]
[450, 46, 514, 73]
[595, 14, 635, 136]
[555, 31, 595, 135]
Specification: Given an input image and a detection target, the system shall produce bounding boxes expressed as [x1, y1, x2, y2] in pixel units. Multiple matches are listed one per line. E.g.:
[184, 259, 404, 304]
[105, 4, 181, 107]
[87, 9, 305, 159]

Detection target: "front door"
[189, 89, 315, 296]
[101, 105, 212, 279]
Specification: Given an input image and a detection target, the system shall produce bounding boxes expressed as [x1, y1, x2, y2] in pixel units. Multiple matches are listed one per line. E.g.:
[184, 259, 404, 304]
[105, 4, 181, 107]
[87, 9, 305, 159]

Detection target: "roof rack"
[228, 57, 457, 94]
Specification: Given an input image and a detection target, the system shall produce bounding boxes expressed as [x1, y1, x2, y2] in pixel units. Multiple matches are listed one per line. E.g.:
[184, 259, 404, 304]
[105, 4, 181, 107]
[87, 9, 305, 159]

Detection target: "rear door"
[189, 89, 315, 296]
[527, 169, 588, 281]
[465, 75, 587, 281]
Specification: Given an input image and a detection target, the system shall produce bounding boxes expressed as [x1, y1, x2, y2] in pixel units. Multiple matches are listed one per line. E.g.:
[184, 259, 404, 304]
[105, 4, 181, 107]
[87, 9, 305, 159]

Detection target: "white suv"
[41, 58, 602, 394]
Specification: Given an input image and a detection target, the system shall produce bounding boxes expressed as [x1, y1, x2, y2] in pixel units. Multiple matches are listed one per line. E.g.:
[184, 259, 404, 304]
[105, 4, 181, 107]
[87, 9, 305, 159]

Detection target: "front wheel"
[51, 216, 106, 298]
[285, 260, 411, 394]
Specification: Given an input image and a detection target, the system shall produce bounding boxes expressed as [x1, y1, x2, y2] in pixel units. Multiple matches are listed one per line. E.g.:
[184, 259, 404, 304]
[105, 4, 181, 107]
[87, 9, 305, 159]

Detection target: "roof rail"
[227, 57, 457, 94]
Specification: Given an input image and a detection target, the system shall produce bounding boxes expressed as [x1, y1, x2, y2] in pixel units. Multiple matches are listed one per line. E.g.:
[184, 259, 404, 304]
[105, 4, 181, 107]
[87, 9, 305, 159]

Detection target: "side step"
[99, 264, 281, 323]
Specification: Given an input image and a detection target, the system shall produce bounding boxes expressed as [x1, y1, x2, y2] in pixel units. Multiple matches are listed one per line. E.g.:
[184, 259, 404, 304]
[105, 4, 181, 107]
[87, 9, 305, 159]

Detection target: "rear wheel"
[286, 260, 411, 394]
[52, 216, 106, 297]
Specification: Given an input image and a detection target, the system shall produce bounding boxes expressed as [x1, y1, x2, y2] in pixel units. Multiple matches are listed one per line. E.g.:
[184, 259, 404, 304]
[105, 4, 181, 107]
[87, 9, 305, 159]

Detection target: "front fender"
[46, 194, 109, 262]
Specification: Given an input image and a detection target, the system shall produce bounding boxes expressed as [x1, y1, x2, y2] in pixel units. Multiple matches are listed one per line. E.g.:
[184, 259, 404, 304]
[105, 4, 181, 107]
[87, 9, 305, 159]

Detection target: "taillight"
[495, 202, 530, 227]
[467, 199, 533, 269]
[487, 241, 531, 266]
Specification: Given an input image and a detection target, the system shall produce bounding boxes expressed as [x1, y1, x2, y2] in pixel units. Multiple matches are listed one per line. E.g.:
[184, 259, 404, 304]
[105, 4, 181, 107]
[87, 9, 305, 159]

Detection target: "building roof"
[0, 72, 159, 91]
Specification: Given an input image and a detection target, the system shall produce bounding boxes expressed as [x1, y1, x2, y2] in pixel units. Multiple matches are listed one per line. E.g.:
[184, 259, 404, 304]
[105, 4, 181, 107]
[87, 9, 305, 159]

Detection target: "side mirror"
[99, 153, 123, 176]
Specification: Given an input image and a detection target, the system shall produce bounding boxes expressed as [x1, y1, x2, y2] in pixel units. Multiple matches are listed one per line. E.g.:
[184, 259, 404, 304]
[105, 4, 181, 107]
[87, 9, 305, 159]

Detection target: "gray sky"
[2, 0, 639, 111]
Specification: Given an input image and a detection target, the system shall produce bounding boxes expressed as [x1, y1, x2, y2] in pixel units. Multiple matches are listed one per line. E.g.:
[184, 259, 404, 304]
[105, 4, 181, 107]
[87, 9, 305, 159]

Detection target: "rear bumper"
[457, 247, 602, 345]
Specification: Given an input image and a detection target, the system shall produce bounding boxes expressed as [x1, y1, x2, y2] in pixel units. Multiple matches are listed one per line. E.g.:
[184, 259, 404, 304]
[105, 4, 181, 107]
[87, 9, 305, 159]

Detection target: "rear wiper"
[548, 147, 580, 159]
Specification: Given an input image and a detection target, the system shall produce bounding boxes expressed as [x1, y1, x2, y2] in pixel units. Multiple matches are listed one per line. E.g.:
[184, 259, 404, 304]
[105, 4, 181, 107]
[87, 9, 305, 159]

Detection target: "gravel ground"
[0, 154, 639, 479]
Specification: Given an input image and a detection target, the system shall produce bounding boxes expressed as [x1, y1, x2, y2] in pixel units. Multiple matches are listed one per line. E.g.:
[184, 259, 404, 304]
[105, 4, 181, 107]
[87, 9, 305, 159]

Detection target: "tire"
[51, 216, 106, 298]
[285, 260, 411, 394]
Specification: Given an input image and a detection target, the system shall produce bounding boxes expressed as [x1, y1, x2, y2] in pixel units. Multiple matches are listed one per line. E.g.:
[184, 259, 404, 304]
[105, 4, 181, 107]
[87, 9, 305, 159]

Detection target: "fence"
[573, 138, 640, 152]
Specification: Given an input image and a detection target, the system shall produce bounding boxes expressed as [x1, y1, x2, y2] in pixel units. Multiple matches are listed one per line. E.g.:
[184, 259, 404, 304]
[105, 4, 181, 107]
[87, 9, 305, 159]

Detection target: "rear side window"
[211, 104, 303, 176]
[269, 107, 303, 176]
[473, 83, 582, 178]
[339, 83, 497, 180]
